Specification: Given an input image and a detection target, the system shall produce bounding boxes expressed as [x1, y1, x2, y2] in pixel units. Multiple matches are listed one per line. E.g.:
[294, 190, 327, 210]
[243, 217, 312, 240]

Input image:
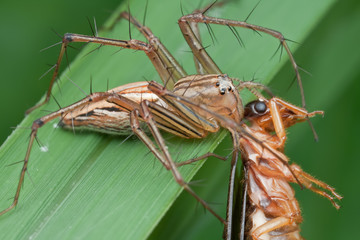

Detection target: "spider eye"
[228, 86, 232, 91]
[216, 82, 220, 86]
[254, 102, 266, 114]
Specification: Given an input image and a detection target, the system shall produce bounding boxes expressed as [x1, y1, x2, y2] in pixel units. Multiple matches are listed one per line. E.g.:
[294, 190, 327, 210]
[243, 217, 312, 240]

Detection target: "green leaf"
[0, 0, 341, 239]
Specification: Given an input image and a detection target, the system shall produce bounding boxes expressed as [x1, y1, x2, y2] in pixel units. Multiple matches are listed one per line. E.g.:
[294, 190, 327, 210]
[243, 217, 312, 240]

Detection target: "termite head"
[245, 98, 324, 132]
[245, 98, 292, 131]
[173, 74, 244, 123]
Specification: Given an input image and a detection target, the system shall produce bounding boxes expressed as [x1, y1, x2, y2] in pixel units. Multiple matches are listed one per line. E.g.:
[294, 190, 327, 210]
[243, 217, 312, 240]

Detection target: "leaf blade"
[0, 0, 336, 239]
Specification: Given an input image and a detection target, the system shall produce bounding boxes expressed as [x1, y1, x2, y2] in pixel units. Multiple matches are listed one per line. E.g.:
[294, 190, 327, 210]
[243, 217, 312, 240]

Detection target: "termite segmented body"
[224, 98, 342, 240]
[146, 82, 342, 240]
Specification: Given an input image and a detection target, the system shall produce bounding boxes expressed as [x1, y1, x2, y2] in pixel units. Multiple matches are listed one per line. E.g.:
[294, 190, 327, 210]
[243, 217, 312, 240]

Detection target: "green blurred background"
[0, 0, 359, 239]
[0, 0, 122, 144]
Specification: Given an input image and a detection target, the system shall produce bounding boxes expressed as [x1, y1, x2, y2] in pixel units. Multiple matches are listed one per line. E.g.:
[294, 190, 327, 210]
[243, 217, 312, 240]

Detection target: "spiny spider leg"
[5, 3, 316, 228]
[178, 12, 306, 108]
[1, 81, 227, 220]
[26, 33, 175, 114]
[119, 12, 187, 84]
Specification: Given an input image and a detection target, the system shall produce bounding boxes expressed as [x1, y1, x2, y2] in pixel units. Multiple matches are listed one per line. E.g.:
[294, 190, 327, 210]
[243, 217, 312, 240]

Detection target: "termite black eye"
[254, 102, 267, 114]
[244, 100, 267, 117]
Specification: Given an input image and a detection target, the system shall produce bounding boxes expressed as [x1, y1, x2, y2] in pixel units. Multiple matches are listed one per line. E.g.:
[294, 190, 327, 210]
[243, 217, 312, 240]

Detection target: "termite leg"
[269, 98, 287, 148]
[178, 12, 306, 107]
[271, 98, 324, 118]
[251, 216, 299, 240]
[291, 164, 343, 209]
[268, 97, 324, 144]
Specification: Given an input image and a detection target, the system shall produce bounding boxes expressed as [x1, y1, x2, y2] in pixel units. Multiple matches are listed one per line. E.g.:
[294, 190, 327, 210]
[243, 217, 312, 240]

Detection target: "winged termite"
[223, 98, 343, 239]
[144, 82, 342, 239]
